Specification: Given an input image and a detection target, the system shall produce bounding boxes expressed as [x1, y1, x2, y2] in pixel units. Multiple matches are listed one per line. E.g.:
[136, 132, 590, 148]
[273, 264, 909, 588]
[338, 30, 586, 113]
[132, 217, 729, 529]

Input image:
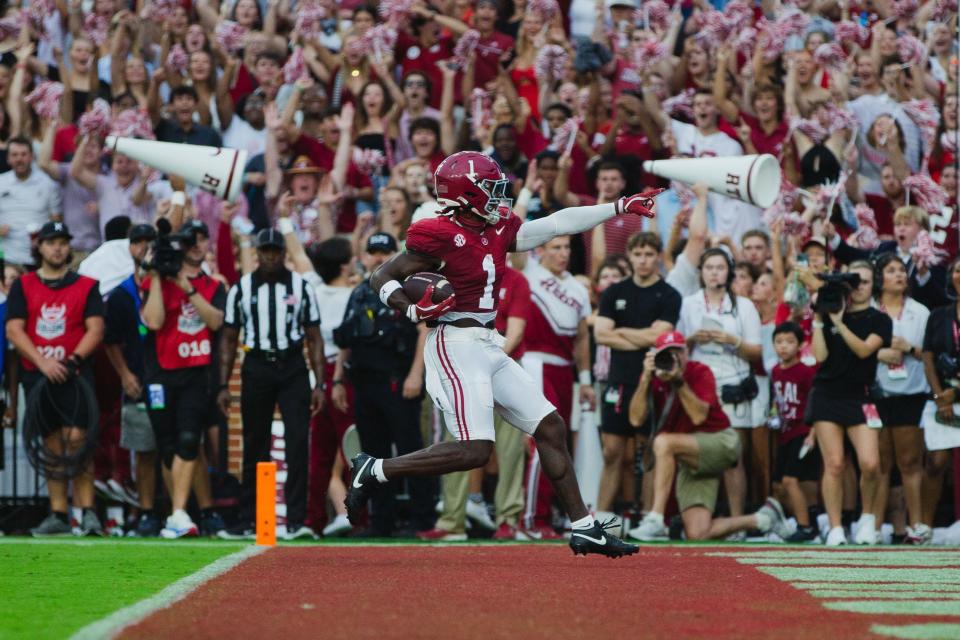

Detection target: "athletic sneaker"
[322, 514, 353, 537]
[627, 513, 669, 541]
[466, 499, 496, 531]
[569, 518, 639, 558]
[160, 509, 199, 539]
[824, 526, 847, 546]
[107, 478, 140, 507]
[515, 524, 562, 541]
[345, 453, 378, 525]
[135, 512, 161, 537]
[31, 513, 73, 537]
[756, 498, 791, 540]
[853, 515, 878, 545]
[217, 523, 255, 540]
[199, 511, 226, 537]
[906, 523, 933, 546]
[786, 526, 819, 543]
[285, 524, 319, 541]
[80, 510, 104, 537]
[416, 527, 468, 542]
[492, 523, 517, 540]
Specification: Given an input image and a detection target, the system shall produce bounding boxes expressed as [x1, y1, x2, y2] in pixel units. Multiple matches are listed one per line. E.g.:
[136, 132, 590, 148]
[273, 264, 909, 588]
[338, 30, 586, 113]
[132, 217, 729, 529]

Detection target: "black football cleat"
[345, 453, 379, 524]
[569, 518, 639, 559]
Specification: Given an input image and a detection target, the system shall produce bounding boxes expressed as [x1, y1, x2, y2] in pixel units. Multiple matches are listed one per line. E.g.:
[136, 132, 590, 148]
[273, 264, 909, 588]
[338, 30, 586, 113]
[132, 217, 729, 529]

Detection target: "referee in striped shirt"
[218, 229, 324, 539]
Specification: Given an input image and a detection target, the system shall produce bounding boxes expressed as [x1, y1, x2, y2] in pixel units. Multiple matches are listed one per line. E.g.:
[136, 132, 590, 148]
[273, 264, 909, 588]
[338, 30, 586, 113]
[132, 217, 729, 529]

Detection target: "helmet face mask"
[476, 176, 513, 224]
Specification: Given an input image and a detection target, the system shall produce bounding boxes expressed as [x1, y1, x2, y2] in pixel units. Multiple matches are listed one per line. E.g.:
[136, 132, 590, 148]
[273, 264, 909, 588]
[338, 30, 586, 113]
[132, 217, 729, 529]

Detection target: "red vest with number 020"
[145, 275, 219, 370]
[20, 271, 98, 371]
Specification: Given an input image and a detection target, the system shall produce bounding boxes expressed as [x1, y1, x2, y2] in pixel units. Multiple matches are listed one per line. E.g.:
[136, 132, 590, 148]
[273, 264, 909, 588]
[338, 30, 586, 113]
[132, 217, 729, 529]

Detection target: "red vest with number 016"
[20, 271, 98, 371]
[143, 275, 219, 370]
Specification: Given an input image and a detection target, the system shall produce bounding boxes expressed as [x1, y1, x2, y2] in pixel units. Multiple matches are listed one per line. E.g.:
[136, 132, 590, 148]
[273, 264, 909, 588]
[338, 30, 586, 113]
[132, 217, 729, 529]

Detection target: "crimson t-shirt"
[771, 361, 816, 444]
[395, 33, 457, 110]
[740, 112, 789, 158]
[473, 32, 514, 89]
[865, 193, 896, 237]
[651, 360, 730, 434]
[494, 266, 531, 360]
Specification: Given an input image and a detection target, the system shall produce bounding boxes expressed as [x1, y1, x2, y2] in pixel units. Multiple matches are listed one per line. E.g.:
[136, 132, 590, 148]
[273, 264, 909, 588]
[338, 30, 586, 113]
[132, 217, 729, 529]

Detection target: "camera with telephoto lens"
[814, 272, 861, 314]
[142, 219, 197, 278]
[937, 353, 960, 386]
[654, 349, 678, 375]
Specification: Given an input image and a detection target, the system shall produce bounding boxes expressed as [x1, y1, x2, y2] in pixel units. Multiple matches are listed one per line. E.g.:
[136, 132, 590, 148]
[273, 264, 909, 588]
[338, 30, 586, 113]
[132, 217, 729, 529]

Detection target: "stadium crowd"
[0, 0, 956, 545]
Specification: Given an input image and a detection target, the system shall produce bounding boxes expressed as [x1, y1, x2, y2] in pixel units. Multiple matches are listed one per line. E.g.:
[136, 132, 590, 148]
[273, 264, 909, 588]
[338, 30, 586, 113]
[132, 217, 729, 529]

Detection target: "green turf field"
[0, 540, 245, 639]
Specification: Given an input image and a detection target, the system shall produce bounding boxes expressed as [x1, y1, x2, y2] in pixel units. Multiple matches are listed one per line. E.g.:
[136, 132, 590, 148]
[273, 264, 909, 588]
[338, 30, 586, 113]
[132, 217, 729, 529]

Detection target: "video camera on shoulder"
[814, 271, 861, 314]
[142, 219, 199, 278]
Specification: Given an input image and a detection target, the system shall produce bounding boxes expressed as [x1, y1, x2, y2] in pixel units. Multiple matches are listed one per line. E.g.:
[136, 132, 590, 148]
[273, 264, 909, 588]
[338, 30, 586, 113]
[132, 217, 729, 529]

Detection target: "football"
[402, 272, 455, 303]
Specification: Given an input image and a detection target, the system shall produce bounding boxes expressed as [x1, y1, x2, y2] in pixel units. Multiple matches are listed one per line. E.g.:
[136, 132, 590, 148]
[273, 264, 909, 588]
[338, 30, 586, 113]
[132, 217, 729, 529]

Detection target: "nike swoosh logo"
[495, 227, 505, 235]
[571, 532, 606, 545]
[352, 458, 372, 489]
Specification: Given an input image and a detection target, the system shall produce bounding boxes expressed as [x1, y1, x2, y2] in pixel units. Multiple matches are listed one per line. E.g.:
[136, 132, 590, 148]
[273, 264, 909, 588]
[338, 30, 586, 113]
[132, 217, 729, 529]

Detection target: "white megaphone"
[105, 136, 247, 202]
[642, 154, 781, 208]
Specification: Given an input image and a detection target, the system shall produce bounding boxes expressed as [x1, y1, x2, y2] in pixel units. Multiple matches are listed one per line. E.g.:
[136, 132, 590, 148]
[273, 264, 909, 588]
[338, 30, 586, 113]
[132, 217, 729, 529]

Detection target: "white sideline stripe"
[69, 545, 267, 640]
[0, 538, 247, 549]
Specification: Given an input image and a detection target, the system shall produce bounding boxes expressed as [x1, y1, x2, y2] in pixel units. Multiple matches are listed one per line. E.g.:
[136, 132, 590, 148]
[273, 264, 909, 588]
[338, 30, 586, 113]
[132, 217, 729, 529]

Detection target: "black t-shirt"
[598, 277, 682, 385]
[104, 281, 146, 399]
[922, 304, 959, 388]
[154, 119, 223, 147]
[814, 306, 892, 394]
[7, 271, 104, 320]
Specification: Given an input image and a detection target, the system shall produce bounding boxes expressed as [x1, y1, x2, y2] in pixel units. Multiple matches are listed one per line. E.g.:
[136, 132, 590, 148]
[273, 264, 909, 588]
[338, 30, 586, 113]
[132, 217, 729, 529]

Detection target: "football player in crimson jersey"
[352, 151, 661, 557]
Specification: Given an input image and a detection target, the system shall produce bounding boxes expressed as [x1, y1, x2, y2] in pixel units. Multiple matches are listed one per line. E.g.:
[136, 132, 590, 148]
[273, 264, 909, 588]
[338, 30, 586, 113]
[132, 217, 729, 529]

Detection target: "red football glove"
[405, 285, 457, 322]
[615, 188, 666, 218]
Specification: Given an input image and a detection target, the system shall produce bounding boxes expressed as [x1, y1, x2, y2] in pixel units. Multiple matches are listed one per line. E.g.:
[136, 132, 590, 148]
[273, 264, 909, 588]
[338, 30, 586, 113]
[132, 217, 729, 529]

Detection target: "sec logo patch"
[454, 233, 466, 247]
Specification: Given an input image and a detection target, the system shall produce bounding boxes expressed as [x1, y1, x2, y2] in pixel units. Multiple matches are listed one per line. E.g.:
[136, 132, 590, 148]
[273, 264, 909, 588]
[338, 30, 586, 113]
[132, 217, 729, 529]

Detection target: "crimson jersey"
[494, 267, 531, 360]
[405, 213, 523, 316]
[13, 272, 100, 371]
[523, 259, 590, 362]
[772, 362, 816, 444]
[142, 274, 223, 370]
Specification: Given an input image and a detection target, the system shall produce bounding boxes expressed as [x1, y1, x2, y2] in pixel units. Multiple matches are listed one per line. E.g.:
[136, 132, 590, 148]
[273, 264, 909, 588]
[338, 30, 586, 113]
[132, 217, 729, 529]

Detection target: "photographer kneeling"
[808, 261, 891, 546]
[627, 331, 790, 541]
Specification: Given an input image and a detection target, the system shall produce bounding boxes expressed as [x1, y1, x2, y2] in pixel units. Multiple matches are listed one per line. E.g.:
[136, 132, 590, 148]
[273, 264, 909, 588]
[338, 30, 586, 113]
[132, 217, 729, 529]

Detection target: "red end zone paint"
[120, 546, 892, 640]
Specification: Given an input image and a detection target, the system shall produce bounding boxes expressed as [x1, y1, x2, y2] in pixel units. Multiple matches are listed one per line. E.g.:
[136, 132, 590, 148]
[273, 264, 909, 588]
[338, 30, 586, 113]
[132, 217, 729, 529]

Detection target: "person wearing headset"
[676, 247, 763, 533]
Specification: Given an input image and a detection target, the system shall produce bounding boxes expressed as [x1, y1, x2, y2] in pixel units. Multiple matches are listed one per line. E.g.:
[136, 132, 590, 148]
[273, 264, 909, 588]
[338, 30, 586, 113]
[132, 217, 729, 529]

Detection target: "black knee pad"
[176, 429, 201, 461]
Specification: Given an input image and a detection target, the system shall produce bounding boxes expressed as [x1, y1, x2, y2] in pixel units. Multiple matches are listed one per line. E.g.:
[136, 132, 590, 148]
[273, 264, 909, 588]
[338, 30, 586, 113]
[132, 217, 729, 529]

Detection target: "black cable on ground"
[22, 371, 99, 481]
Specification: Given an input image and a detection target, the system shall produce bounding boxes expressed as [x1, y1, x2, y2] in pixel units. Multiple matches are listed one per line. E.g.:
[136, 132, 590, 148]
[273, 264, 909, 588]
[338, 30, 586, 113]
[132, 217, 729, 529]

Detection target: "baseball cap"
[37, 221, 72, 241]
[802, 236, 828, 251]
[366, 232, 398, 253]
[653, 330, 686, 354]
[256, 228, 285, 249]
[182, 219, 210, 238]
[129, 224, 157, 242]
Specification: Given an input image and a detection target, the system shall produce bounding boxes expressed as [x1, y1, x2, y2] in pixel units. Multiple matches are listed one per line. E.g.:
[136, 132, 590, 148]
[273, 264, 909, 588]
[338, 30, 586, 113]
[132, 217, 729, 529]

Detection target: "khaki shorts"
[676, 428, 741, 512]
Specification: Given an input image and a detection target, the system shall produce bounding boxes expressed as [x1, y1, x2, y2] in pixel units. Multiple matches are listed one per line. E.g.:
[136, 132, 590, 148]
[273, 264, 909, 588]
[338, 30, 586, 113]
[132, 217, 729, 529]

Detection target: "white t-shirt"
[669, 120, 762, 245]
[666, 252, 700, 298]
[875, 297, 930, 396]
[222, 117, 267, 158]
[304, 271, 353, 360]
[677, 290, 762, 385]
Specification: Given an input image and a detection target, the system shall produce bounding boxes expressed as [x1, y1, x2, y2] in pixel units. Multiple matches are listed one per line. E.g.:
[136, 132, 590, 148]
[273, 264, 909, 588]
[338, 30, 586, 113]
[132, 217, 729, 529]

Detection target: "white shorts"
[920, 401, 960, 451]
[424, 325, 556, 441]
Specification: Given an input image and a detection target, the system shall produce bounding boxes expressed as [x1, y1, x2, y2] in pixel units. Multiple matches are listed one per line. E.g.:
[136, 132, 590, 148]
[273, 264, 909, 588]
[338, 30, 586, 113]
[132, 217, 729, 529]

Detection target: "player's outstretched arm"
[512, 189, 665, 252]
[371, 251, 454, 322]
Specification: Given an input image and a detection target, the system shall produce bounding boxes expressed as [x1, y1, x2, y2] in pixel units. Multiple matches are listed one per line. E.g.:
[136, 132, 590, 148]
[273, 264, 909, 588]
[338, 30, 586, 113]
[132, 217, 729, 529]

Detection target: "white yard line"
[68, 545, 267, 640]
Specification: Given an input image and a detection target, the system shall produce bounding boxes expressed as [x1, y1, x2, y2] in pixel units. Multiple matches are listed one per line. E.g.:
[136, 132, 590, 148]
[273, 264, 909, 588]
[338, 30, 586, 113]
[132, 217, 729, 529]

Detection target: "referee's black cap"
[256, 228, 285, 249]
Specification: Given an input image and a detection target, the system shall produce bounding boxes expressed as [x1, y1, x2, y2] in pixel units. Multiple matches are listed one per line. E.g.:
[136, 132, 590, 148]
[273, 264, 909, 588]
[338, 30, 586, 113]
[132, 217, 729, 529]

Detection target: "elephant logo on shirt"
[36, 303, 67, 339]
[178, 302, 204, 335]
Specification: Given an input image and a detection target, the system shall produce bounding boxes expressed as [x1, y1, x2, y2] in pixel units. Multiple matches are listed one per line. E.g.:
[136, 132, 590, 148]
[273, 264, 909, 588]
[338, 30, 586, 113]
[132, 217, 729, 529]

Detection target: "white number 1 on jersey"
[479, 254, 495, 310]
